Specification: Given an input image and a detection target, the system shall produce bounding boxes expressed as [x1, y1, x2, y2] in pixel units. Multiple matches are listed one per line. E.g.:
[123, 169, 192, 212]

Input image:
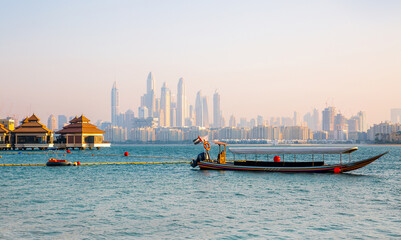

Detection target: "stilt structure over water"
[55, 115, 110, 150]
[12, 114, 54, 150]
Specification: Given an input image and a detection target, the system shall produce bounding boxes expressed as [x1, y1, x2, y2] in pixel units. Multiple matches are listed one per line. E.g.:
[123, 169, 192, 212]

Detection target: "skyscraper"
[357, 111, 367, 132]
[160, 82, 171, 127]
[58, 115, 67, 130]
[322, 107, 336, 132]
[141, 72, 156, 117]
[111, 81, 119, 126]
[202, 96, 209, 128]
[47, 114, 57, 131]
[390, 108, 401, 124]
[293, 111, 300, 126]
[213, 91, 221, 128]
[177, 78, 186, 127]
[195, 91, 203, 127]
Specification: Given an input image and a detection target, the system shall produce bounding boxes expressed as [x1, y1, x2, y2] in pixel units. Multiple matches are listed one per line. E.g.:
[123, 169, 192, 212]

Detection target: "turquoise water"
[0, 145, 400, 239]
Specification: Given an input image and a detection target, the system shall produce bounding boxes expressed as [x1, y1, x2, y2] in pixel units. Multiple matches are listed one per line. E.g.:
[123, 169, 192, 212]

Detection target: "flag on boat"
[193, 135, 209, 145]
[193, 136, 202, 145]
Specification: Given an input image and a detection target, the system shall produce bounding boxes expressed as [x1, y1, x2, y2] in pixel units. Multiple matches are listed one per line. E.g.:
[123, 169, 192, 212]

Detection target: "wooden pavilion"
[12, 114, 54, 150]
[55, 115, 110, 150]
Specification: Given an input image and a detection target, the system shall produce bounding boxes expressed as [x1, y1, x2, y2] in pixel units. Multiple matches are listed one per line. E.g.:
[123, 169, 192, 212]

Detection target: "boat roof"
[229, 147, 358, 155]
[211, 141, 229, 146]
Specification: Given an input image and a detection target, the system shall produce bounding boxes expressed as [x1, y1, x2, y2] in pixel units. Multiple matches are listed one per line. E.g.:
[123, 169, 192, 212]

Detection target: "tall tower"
[111, 81, 119, 126]
[322, 107, 336, 132]
[195, 91, 203, 127]
[160, 82, 171, 127]
[146, 72, 155, 117]
[202, 96, 209, 128]
[177, 78, 186, 127]
[213, 91, 221, 128]
[358, 111, 368, 132]
[47, 114, 57, 131]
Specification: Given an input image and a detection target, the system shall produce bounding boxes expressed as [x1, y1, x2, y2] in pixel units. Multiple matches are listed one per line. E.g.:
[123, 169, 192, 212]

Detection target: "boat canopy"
[229, 147, 358, 155]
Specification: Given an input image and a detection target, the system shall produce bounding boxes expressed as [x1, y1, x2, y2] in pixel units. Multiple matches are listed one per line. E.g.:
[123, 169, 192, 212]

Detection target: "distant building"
[391, 108, 401, 124]
[213, 91, 222, 128]
[177, 77, 186, 127]
[313, 131, 328, 140]
[47, 114, 57, 131]
[367, 122, 401, 141]
[55, 115, 110, 150]
[12, 114, 54, 150]
[0, 123, 11, 150]
[0, 119, 15, 131]
[58, 115, 68, 130]
[322, 107, 336, 133]
[111, 81, 120, 126]
[195, 91, 203, 127]
[160, 82, 171, 127]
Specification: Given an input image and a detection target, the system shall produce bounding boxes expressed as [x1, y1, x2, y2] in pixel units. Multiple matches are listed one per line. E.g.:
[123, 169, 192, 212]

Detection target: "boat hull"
[197, 152, 387, 173]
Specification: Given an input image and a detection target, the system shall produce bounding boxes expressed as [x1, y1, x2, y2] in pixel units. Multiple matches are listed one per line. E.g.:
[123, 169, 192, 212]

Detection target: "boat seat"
[233, 161, 325, 167]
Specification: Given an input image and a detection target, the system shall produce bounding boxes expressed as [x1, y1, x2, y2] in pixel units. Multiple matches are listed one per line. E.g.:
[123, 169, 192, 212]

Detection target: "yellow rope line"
[0, 152, 194, 160]
[0, 161, 191, 166]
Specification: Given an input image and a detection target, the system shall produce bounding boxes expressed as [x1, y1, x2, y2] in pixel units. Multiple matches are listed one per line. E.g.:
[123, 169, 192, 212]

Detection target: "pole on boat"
[349, 153, 351, 163]
[340, 154, 342, 164]
[294, 154, 296, 162]
[312, 154, 314, 166]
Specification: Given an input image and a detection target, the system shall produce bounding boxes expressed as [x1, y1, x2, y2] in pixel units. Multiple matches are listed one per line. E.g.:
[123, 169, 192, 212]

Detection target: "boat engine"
[191, 152, 207, 168]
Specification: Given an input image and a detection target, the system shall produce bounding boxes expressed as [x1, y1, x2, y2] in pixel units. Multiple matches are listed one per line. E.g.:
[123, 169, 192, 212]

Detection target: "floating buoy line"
[0, 151, 193, 166]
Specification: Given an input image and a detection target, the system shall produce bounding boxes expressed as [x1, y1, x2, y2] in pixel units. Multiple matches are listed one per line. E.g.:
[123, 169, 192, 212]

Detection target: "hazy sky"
[1, 1, 400, 125]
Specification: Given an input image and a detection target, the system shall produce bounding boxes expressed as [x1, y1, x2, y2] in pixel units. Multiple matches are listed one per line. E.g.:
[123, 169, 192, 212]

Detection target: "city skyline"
[1, 1, 401, 124]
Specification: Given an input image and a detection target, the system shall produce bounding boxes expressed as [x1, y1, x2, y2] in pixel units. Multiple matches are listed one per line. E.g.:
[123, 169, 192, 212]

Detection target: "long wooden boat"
[191, 140, 388, 173]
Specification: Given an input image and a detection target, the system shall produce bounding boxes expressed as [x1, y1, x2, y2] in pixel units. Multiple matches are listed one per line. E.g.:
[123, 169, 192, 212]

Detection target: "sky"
[0, 0, 400, 126]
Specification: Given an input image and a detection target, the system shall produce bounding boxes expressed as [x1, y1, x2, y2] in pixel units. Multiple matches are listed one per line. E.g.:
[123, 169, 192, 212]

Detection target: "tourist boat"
[191, 140, 388, 173]
[46, 159, 73, 166]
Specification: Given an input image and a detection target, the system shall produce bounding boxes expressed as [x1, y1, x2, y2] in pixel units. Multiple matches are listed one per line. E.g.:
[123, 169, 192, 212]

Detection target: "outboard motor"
[191, 152, 207, 168]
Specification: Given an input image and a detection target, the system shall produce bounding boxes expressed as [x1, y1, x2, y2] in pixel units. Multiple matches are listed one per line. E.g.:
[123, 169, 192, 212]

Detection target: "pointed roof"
[0, 123, 9, 134]
[12, 114, 52, 134]
[56, 115, 105, 134]
[27, 114, 40, 122]
[69, 116, 79, 124]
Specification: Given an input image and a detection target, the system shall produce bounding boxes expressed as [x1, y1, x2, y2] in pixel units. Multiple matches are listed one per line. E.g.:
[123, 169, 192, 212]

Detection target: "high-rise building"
[58, 115, 67, 130]
[357, 111, 367, 132]
[160, 82, 171, 127]
[47, 114, 57, 131]
[140, 72, 156, 117]
[202, 96, 209, 128]
[293, 111, 300, 126]
[111, 81, 119, 126]
[312, 108, 320, 131]
[195, 91, 203, 127]
[322, 107, 336, 132]
[177, 78, 186, 127]
[229, 115, 236, 128]
[257, 115, 264, 126]
[390, 108, 401, 124]
[213, 91, 221, 128]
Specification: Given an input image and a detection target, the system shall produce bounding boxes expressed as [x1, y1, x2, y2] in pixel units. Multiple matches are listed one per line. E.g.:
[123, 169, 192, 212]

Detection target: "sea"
[0, 145, 400, 239]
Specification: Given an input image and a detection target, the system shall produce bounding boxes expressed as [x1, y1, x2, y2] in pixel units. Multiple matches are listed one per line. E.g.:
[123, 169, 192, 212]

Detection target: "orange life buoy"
[203, 141, 211, 151]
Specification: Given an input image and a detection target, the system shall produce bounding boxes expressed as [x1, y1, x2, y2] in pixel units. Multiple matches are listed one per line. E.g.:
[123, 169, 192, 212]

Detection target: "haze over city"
[1, 1, 400, 125]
